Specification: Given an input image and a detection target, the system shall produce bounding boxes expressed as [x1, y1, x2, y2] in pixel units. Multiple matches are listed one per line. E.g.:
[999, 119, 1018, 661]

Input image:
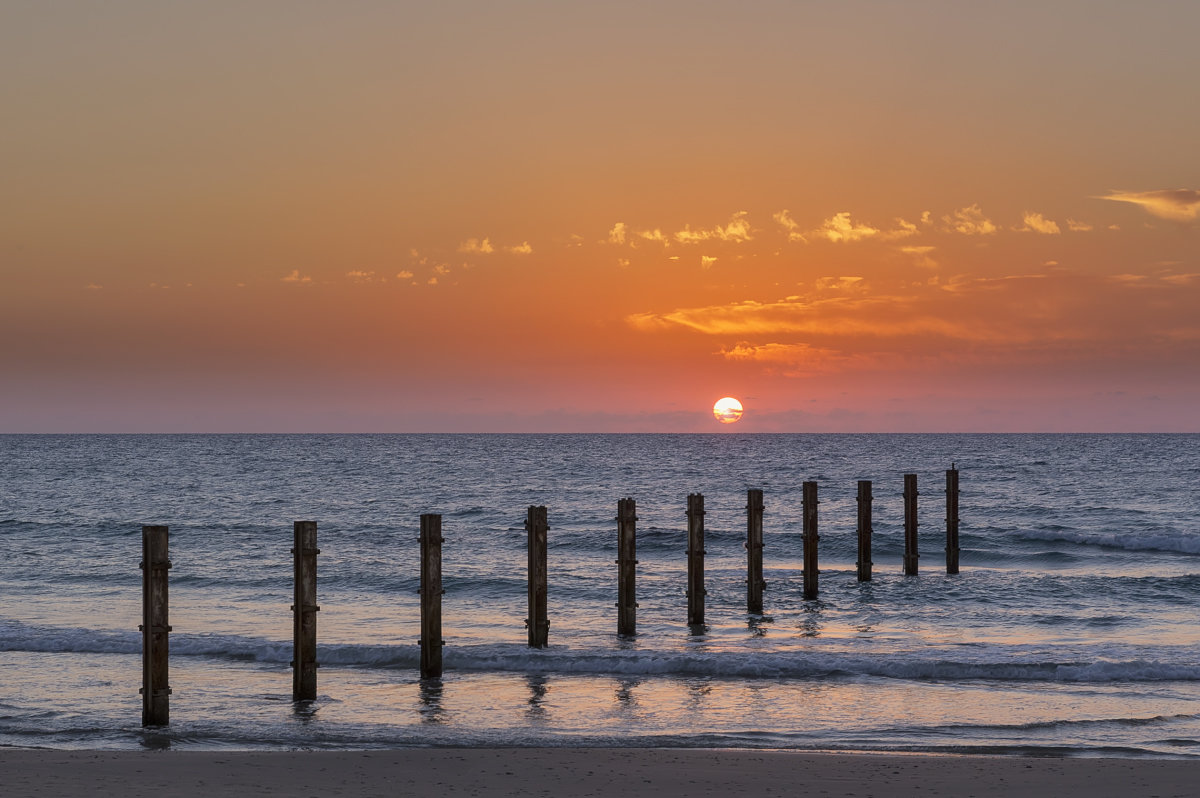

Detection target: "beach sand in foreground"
[2, 748, 1197, 798]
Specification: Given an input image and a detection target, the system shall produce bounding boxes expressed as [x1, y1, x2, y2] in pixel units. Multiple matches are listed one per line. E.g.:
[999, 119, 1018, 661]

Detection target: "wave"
[5, 621, 1200, 683]
[1014, 528, 1200, 555]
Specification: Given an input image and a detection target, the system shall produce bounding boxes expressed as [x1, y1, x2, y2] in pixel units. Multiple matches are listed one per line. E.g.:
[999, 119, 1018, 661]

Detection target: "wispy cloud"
[636, 228, 668, 244]
[813, 212, 880, 243]
[627, 296, 991, 340]
[1017, 211, 1061, 234]
[396, 270, 414, 280]
[506, 241, 533, 255]
[607, 222, 627, 245]
[281, 270, 312, 284]
[1099, 189, 1200, 221]
[346, 270, 376, 282]
[701, 255, 718, 269]
[883, 218, 920, 240]
[942, 204, 997, 235]
[719, 341, 850, 375]
[458, 237, 495, 254]
[900, 245, 938, 269]
[674, 211, 753, 244]
[772, 209, 808, 243]
[1066, 219, 1094, 232]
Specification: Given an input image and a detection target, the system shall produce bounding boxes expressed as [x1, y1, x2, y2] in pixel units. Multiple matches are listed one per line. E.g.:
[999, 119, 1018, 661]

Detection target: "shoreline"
[3, 748, 1198, 797]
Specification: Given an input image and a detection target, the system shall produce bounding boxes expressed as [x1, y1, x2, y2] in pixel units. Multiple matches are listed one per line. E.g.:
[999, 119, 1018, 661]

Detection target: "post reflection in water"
[418, 678, 445, 724]
[799, 600, 824, 638]
[526, 674, 549, 720]
[291, 696, 319, 723]
[613, 677, 642, 713]
[747, 614, 774, 637]
[686, 678, 713, 711]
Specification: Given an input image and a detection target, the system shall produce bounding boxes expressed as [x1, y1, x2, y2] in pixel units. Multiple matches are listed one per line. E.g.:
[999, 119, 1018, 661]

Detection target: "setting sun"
[713, 397, 744, 424]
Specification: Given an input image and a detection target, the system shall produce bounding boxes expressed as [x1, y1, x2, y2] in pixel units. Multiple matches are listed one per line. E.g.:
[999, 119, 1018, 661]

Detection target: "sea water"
[1, 433, 1198, 755]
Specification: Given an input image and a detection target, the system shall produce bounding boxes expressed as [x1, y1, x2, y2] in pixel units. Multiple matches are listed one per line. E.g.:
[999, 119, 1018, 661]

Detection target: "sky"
[2, 1, 1198, 432]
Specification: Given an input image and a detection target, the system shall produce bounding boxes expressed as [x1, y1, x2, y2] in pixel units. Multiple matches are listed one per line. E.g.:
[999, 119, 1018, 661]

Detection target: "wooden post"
[946, 465, 960, 574]
[746, 488, 765, 614]
[856, 480, 873, 582]
[140, 525, 171, 726]
[292, 521, 319, 701]
[419, 514, 444, 678]
[686, 493, 706, 626]
[802, 481, 819, 600]
[903, 474, 919, 575]
[616, 498, 637, 637]
[526, 506, 549, 648]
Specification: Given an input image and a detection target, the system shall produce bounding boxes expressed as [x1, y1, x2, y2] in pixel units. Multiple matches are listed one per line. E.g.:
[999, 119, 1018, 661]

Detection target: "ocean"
[1, 433, 1198, 756]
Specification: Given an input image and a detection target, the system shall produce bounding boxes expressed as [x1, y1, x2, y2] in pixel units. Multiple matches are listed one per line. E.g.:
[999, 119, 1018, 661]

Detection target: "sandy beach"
[2, 748, 1197, 797]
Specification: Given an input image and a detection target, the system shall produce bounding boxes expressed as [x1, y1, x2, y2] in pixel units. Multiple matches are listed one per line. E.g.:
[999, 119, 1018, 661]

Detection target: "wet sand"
[2, 748, 1197, 797]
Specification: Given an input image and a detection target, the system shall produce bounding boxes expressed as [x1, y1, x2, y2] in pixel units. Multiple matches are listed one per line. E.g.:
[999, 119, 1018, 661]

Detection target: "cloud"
[636, 228, 668, 244]
[627, 296, 992, 341]
[943, 204, 997, 235]
[814, 276, 865, 292]
[1017, 211, 1061, 234]
[607, 222, 627, 245]
[900, 245, 938, 269]
[346, 270, 376, 282]
[506, 241, 533, 255]
[1099, 189, 1200, 221]
[396, 270, 414, 279]
[458, 237, 495, 254]
[1162, 273, 1200, 285]
[1067, 219, 1094, 232]
[85, 283, 102, 291]
[883, 218, 920, 240]
[701, 255, 718, 269]
[719, 342, 848, 375]
[814, 212, 879, 243]
[772, 209, 808, 243]
[1109, 273, 1149, 285]
[674, 211, 754, 244]
[281, 270, 312, 284]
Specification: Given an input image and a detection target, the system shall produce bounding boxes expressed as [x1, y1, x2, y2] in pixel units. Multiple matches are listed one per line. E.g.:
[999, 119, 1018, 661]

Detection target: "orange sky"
[2, 2, 1198, 431]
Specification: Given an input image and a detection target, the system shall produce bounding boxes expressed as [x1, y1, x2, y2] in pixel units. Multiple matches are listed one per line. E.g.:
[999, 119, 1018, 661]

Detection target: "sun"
[713, 397, 744, 424]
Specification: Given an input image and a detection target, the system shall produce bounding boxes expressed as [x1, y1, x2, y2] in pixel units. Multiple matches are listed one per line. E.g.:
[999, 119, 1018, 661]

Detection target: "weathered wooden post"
[526, 506, 549, 648]
[419, 514, 444, 678]
[140, 525, 171, 726]
[903, 474, 919, 575]
[616, 498, 637, 637]
[802, 482, 819, 600]
[946, 464, 960, 574]
[292, 520, 319, 701]
[856, 480, 873, 582]
[746, 488, 765, 613]
[686, 493, 706, 626]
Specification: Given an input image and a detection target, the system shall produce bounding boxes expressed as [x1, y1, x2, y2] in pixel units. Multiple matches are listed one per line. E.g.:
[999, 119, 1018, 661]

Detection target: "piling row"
[139, 469, 961, 725]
